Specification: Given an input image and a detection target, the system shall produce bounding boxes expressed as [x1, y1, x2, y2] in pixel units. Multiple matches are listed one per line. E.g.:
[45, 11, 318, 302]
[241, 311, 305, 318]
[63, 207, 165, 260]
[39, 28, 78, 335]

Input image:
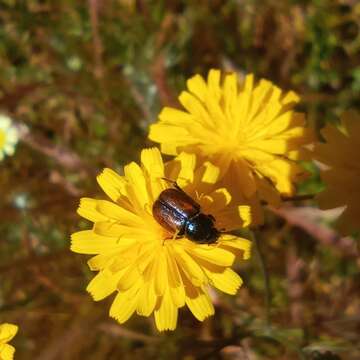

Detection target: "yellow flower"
[0, 115, 18, 161]
[149, 69, 313, 210]
[71, 148, 251, 331]
[0, 323, 18, 360]
[313, 111, 360, 234]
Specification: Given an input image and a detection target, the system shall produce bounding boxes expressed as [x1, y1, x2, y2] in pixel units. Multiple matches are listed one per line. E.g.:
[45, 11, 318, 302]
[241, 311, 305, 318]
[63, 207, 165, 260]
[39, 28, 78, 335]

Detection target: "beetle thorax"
[185, 213, 219, 244]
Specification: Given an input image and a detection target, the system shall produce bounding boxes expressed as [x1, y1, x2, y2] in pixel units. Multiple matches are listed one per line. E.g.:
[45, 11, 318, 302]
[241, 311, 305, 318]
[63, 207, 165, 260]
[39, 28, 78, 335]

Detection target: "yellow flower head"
[0, 323, 18, 360]
[71, 148, 251, 331]
[0, 115, 18, 161]
[149, 69, 313, 207]
[313, 111, 360, 234]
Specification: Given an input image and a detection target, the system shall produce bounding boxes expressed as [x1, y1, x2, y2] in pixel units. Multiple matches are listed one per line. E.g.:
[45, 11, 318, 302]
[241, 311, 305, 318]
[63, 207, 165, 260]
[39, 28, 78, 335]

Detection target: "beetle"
[152, 180, 220, 244]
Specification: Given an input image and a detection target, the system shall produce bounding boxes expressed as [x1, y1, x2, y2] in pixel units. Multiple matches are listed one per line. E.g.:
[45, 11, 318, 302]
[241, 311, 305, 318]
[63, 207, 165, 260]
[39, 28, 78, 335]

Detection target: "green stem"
[250, 230, 271, 327]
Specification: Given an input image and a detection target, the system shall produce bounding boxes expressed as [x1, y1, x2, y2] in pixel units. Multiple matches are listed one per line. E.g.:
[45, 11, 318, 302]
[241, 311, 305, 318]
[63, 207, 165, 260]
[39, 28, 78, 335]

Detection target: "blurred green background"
[0, 1, 359, 359]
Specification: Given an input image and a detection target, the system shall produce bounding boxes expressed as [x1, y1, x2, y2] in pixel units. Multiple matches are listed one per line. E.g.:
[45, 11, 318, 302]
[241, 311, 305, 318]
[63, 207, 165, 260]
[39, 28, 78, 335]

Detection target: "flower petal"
[117, 264, 142, 291]
[153, 249, 168, 296]
[154, 289, 178, 331]
[231, 158, 257, 198]
[219, 236, 252, 260]
[169, 285, 186, 308]
[93, 221, 135, 238]
[77, 198, 108, 222]
[71, 230, 119, 254]
[141, 147, 164, 180]
[204, 268, 243, 295]
[186, 246, 235, 267]
[141, 147, 166, 201]
[185, 284, 214, 321]
[0, 324, 18, 343]
[165, 246, 182, 288]
[175, 152, 196, 186]
[124, 162, 150, 211]
[87, 270, 124, 300]
[173, 244, 207, 286]
[136, 281, 157, 317]
[201, 161, 220, 184]
[187, 74, 208, 102]
[87, 253, 115, 271]
[96, 200, 141, 225]
[0, 344, 15, 360]
[97, 168, 127, 202]
[149, 123, 194, 151]
[109, 285, 140, 324]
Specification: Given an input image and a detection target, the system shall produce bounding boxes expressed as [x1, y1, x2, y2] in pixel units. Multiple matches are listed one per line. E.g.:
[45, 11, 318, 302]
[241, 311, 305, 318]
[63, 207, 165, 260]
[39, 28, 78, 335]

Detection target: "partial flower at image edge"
[0, 115, 19, 161]
[0, 323, 18, 360]
[313, 110, 360, 235]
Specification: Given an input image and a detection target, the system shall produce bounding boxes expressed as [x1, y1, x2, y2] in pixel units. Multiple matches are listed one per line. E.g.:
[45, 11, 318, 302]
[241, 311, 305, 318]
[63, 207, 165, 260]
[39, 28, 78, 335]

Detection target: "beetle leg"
[162, 229, 180, 245]
[195, 190, 200, 201]
[172, 229, 180, 241]
[161, 177, 177, 186]
[161, 177, 185, 193]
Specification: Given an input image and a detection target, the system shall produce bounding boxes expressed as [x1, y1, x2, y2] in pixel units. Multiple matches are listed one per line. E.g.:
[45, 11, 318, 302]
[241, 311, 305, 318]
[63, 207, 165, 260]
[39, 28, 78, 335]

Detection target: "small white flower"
[0, 114, 19, 161]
